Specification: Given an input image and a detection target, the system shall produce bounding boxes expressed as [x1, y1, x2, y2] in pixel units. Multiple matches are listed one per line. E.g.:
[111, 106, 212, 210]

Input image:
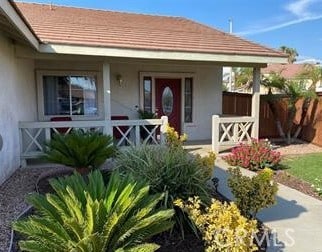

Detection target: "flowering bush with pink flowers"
[223, 139, 281, 171]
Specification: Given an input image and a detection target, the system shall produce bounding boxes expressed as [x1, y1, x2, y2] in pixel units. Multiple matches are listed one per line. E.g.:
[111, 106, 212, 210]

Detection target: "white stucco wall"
[35, 59, 222, 141]
[0, 33, 36, 184]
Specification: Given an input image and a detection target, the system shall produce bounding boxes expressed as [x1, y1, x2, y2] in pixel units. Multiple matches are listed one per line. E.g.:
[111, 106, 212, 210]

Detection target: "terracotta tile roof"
[262, 64, 306, 79]
[14, 2, 285, 58]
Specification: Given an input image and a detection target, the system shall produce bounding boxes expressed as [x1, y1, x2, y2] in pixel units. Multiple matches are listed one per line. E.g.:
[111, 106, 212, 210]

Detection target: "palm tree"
[300, 64, 322, 90]
[279, 46, 298, 64]
[261, 73, 287, 138]
[233, 67, 253, 90]
[262, 73, 315, 144]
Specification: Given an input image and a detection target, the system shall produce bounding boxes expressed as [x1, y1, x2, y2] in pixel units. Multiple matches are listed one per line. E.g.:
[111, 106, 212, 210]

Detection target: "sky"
[19, 0, 322, 63]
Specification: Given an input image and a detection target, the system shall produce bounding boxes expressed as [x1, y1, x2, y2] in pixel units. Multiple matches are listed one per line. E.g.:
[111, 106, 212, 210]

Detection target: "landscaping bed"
[4, 130, 278, 252]
[222, 138, 322, 201]
[0, 167, 55, 250]
[8, 170, 268, 252]
[274, 152, 322, 200]
[271, 141, 322, 200]
[273, 170, 321, 200]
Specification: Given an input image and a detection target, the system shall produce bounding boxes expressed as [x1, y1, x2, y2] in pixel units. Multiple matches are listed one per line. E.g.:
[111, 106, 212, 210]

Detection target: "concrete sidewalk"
[215, 158, 322, 252]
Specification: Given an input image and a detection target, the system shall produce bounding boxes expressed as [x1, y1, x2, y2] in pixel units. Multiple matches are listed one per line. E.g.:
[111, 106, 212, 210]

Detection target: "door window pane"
[184, 78, 193, 122]
[162, 86, 174, 116]
[43, 75, 98, 116]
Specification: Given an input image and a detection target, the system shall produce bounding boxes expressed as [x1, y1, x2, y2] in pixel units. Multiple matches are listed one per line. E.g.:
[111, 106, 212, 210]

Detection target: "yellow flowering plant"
[175, 197, 258, 252]
[165, 124, 187, 148]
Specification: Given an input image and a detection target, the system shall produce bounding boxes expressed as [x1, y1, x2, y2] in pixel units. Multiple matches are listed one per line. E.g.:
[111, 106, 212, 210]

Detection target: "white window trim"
[139, 72, 195, 130]
[36, 70, 103, 121]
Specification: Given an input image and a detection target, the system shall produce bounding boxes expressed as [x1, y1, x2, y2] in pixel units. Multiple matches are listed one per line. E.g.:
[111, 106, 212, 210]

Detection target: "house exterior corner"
[0, 33, 37, 184]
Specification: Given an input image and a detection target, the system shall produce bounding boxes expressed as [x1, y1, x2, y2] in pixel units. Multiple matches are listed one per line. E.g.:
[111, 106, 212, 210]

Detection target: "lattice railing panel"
[19, 117, 168, 166]
[212, 115, 255, 153]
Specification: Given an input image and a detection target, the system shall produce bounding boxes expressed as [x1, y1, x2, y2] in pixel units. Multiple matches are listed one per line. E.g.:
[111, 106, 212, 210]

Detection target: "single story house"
[0, 1, 287, 184]
[262, 63, 322, 92]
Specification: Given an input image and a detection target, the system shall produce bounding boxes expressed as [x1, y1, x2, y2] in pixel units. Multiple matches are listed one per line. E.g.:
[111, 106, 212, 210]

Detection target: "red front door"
[155, 78, 181, 133]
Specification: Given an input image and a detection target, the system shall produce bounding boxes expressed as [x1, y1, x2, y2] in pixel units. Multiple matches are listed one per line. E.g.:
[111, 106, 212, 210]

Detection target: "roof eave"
[39, 43, 288, 65]
[0, 1, 39, 49]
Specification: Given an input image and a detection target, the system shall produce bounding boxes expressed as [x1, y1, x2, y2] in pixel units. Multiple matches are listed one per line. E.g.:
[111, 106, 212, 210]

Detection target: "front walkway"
[215, 158, 322, 251]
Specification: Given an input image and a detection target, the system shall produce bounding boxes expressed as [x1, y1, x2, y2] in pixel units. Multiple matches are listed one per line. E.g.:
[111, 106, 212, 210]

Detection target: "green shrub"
[44, 130, 115, 173]
[13, 170, 174, 252]
[115, 145, 214, 237]
[222, 139, 281, 170]
[227, 167, 278, 218]
[175, 197, 258, 252]
[138, 109, 157, 119]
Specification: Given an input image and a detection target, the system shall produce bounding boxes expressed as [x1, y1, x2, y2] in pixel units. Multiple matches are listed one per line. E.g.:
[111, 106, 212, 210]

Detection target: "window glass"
[162, 86, 174, 116]
[184, 78, 193, 123]
[43, 75, 98, 116]
[143, 77, 152, 113]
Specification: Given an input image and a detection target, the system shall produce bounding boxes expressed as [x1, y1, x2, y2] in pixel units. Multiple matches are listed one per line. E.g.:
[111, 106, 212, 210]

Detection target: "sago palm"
[13, 170, 174, 252]
[44, 130, 115, 173]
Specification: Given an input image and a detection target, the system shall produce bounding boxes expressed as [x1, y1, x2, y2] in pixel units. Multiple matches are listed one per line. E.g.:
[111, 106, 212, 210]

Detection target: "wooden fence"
[222, 92, 322, 146]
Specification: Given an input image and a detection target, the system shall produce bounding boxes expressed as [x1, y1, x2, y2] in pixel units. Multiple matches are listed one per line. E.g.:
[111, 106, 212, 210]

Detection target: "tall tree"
[279, 46, 299, 64]
[262, 73, 316, 144]
[300, 64, 322, 90]
[233, 67, 253, 89]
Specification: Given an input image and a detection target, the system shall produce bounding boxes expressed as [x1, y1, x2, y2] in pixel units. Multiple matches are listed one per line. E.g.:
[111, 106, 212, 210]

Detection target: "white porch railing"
[212, 115, 255, 153]
[19, 116, 168, 166]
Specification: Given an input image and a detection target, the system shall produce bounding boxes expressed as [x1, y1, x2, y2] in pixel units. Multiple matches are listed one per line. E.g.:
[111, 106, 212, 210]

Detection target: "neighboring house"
[262, 63, 306, 79]
[226, 63, 321, 94]
[262, 63, 322, 91]
[0, 1, 287, 184]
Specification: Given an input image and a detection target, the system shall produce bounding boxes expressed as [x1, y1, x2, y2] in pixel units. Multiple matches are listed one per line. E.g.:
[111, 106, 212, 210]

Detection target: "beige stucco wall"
[0, 33, 36, 184]
[110, 62, 222, 140]
[35, 59, 222, 141]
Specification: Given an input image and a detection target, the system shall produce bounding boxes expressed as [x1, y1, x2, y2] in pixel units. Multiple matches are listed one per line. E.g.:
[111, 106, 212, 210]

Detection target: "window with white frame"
[40, 73, 98, 118]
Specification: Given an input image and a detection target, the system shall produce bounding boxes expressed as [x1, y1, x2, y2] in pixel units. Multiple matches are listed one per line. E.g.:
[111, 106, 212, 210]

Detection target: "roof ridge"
[14, 1, 184, 19]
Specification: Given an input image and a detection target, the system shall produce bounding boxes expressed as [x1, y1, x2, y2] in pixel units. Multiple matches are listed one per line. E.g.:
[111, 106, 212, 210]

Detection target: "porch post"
[211, 115, 220, 153]
[251, 67, 261, 139]
[103, 62, 112, 135]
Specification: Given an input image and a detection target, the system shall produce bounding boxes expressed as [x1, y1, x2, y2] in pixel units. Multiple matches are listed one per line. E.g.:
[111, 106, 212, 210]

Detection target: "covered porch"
[17, 55, 262, 165]
[16, 51, 224, 167]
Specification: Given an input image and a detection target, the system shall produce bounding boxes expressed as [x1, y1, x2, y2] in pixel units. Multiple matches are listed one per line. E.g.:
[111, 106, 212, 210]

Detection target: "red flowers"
[223, 139, 281, 171]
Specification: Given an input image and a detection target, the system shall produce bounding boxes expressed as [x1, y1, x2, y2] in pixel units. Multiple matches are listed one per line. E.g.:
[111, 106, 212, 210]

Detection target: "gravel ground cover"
[0, 168, 43, 251]
[273, 141, 322, 156]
